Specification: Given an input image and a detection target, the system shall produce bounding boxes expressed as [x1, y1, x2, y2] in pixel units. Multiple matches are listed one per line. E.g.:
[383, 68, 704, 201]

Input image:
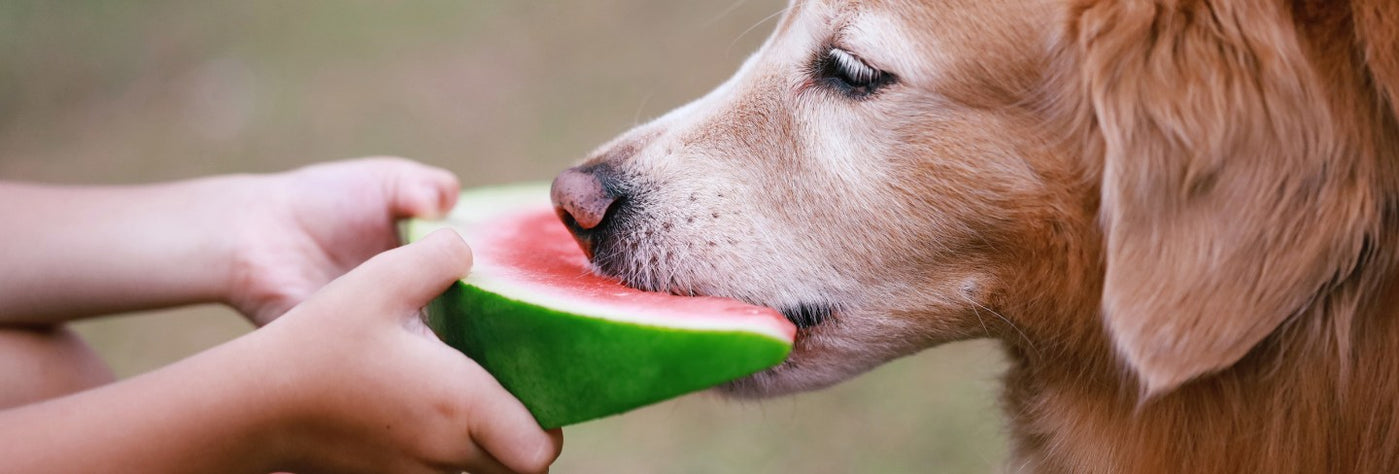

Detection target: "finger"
[322, 229, 473, 315]
[247, 298, 298, 327]
[464, 370, 563, 474]
[422, 435, 514, 474]
[379, 160, 461, 220]
[457, 446, 516, 474]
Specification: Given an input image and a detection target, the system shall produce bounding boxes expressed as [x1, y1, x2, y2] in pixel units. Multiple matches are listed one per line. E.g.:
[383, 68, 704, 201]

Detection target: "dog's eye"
[816, 48, 894, 98]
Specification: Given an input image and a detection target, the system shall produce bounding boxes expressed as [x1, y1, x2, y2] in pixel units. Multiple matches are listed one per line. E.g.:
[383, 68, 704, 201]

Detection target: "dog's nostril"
[551, 167, 619, 230]
[551, 165, 624, 260]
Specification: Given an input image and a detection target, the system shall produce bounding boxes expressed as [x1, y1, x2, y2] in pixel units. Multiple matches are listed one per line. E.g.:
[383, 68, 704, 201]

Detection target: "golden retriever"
[550, 0, 1399, 471]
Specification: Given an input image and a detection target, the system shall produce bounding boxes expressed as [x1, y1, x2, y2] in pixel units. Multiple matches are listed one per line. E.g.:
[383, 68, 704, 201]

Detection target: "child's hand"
[0, 229, 563, 474]
[228, 157, 459, 325]
[253, 229, 562, 473]
[0, 157, 456, 326]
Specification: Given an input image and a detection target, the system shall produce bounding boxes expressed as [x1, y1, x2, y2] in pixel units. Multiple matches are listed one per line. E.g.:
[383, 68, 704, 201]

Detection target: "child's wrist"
[197, 327, 311, 472]
[199, 173, 284, 314]
[223, 325, 350, 473]
[171, 173, 267, 309]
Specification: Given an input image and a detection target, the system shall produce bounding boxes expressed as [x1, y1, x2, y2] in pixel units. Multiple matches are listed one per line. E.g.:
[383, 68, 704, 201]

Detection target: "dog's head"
[552, 0, 1398, 397]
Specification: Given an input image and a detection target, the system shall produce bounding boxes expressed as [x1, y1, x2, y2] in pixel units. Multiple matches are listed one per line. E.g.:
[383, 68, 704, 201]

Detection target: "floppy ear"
[1355, 0, 1399, 120]
[1071, 0, 1378, 395]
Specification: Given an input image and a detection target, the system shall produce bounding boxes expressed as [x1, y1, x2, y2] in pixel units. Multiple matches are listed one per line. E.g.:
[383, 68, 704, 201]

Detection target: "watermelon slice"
[403, 184, 795, 428]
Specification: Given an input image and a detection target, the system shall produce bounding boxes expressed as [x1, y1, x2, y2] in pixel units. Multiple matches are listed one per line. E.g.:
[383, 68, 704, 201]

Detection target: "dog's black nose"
[551, 165, 621, 259]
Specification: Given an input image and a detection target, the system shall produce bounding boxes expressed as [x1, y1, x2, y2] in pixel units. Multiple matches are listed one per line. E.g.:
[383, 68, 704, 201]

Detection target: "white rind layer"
[407, 184, 794, 342]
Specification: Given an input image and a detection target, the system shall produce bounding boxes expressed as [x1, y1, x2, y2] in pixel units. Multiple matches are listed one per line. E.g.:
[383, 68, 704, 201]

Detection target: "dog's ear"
[1355, 0, 1399, 120]
[1071, 1, 1376, 395]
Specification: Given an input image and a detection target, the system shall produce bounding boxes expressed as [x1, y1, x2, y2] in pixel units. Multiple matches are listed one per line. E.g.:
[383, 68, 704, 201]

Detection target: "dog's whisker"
[969, 302, 992, 339]
[961, 292, 1039, 359]
[702, 0, 754, 28]
[726, 7, 787, 55]
[631, 91, 655, 126]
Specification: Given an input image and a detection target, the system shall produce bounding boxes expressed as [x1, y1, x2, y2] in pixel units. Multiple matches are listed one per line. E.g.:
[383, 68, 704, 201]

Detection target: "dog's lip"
[603, 275, 834, 330]
[589, 260, 834, 330]
[779, 303, 834, 329]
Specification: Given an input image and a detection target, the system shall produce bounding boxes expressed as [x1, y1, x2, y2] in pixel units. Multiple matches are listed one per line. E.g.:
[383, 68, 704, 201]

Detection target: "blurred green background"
[0, 2, 1008, 472]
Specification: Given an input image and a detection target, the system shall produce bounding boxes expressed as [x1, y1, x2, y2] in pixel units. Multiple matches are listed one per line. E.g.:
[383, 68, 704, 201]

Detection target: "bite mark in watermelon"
[404, 184, 795, 428]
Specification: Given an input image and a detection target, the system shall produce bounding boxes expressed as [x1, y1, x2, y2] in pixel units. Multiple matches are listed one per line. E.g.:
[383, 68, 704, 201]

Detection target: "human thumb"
[319, 228, 473, 317]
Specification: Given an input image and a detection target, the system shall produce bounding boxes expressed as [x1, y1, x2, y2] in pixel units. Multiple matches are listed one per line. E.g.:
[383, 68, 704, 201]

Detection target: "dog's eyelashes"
[817, 47, 894, 99]
[829, 49, 879, 84]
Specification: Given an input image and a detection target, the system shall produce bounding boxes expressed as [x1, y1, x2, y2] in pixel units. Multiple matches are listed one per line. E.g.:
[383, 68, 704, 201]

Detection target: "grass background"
[0, 2, 1009, 472]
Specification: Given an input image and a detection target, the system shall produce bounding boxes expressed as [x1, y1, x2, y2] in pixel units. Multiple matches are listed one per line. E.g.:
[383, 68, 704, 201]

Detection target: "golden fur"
[557, 0, 1399, 471]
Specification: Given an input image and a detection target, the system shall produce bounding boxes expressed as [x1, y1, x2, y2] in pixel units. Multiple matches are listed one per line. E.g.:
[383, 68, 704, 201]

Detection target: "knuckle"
[410, 422, 474, 470]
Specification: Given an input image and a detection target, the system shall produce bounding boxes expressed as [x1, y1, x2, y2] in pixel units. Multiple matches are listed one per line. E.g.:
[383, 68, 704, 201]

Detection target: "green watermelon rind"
[404, 185, 793, 428]
[426, 283, 792, 428]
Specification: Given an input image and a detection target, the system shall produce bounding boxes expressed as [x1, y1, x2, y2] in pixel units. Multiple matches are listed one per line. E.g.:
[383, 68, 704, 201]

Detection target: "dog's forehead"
[775, 0, 1049, 90]
[768, 0, 929, 76]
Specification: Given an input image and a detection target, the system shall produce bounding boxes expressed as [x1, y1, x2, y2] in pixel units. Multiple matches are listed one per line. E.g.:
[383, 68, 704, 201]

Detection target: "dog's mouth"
[586, 238, 836, 330]
[779, 303, 834, 329]
[590, 260, 835, 330]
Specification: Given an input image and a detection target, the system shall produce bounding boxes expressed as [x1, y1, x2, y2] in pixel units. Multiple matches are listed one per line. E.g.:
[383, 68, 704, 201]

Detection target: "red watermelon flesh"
[405, 184, 795, 428]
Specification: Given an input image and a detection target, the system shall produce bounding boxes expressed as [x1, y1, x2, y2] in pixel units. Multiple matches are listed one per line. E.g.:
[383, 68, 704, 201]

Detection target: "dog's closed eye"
[815, 47, 896, 99]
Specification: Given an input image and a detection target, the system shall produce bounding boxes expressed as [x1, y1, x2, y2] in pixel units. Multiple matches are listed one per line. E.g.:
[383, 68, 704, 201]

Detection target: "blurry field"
[0, 2, 1009, 472]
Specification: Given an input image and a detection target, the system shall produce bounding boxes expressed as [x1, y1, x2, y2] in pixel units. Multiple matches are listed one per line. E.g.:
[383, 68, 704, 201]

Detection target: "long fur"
[1010, 0, 1399, 471]
[559, 0, 1399, 471]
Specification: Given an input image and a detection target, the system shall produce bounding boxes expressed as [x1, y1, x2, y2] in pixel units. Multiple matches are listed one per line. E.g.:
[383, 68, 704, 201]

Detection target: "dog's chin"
[712, 320, 882, 398]
[715, 304, 944, 398]
[716, 345, 855, 398]
[717, 361, 821, 398]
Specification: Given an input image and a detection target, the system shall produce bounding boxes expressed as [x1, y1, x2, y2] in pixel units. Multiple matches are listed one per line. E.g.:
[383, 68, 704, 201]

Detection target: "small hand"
[227, 157, 459, 325]
[0, 228, 561, 474]
[254, 229, 563, 474]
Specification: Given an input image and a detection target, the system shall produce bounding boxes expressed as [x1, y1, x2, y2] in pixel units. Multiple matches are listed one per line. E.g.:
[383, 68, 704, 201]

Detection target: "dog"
[550, 0, 1399, 472]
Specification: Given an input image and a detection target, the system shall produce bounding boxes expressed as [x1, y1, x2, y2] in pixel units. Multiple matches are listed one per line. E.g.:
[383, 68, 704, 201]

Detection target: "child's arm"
[0, 157, 458, 326]
[0, 176, 248, 323]
[0, 231, 563, 474]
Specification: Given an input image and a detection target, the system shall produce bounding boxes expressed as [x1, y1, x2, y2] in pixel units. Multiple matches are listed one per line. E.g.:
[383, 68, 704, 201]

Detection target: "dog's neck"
[990, 3, 1399, 467]
[998, 209, 1399, 474]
